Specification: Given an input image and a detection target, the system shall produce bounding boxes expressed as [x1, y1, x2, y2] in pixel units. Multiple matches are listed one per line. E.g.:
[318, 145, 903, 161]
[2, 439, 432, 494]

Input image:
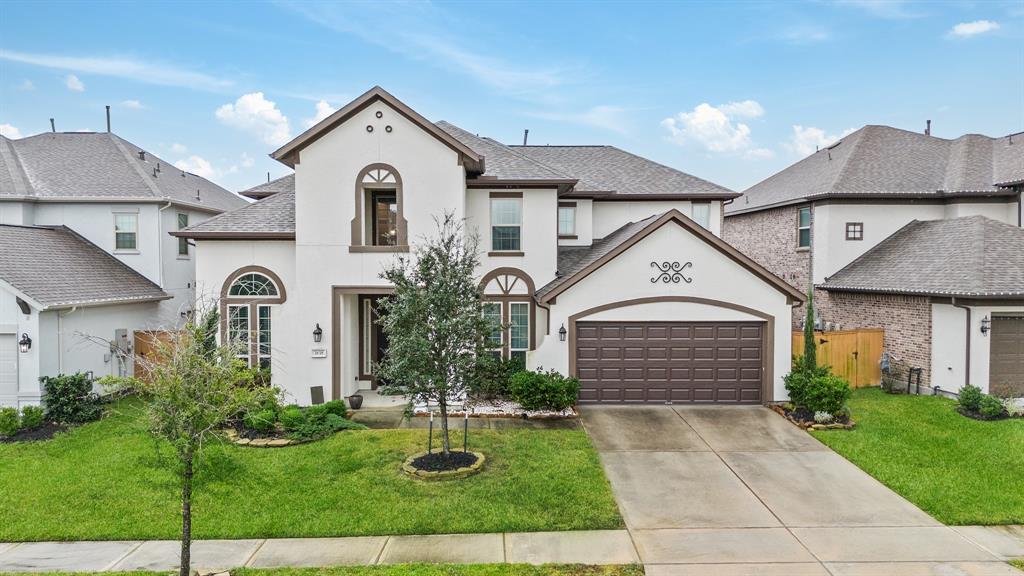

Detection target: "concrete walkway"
[580, 404, 1023, 575]
[0, 530, 638, 572]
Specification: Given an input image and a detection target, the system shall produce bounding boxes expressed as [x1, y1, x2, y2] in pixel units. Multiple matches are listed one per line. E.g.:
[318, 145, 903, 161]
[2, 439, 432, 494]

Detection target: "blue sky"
[1, 1, 1021, 193]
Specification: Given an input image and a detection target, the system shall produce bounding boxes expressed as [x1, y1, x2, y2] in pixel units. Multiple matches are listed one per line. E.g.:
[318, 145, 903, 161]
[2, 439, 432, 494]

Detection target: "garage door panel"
[990, 316, 1024, 398]
[576, 321, 764, 404]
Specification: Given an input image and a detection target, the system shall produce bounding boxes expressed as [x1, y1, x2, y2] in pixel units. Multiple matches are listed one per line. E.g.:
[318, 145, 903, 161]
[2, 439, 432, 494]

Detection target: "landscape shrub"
[508, 369, 579, 411]
[243, 408, 277, 433]
[321, 399, 348, 417]
[95, 375, 142, 396]
[470, 355, 523, 399]
[802, 373, 852, 415]
[288, 410, 366, 441]
[41, 373, 102, 424]
[20, 405, 44, 430]
[958, 384, 983, 412]
[0, 407, 19, 437]
[277, 406, 306, 431]
[978, 394, 1007, 419]
[1003, 398, 1024, 418]
[784, 355, 831, 408]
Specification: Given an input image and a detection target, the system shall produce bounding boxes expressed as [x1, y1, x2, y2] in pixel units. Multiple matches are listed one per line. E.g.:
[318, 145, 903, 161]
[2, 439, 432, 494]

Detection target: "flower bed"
[771, 403, 855, 430]
[230, 399, 367, 446]
[413, 398, 576, 420]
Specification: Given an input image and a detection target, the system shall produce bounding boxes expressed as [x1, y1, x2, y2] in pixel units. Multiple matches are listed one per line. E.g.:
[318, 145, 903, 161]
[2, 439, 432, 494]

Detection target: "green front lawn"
[1010, 559, 1023, 571]
[0, 566, 644, 576]
[0, 400, 622, 541]
[811, 388, 1024, 525]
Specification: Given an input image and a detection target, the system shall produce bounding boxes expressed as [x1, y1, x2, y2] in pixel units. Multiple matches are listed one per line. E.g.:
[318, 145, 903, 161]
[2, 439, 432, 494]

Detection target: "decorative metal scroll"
[650, 261, 693, 284]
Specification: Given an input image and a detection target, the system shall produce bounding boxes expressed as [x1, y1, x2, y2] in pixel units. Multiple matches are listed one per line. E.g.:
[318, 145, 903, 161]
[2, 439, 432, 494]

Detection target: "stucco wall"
[531, 221, 795, 402]
[466, 187, 558, 286]
[592, 200, 721, 238]
[931, 304, 1024, 395]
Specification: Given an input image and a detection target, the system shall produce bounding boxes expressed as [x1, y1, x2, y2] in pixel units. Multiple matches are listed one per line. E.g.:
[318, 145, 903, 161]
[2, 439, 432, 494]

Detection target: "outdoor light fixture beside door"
[558, 324, 567, 342]
[313, 323, 323, 343]
[18, 333, 31, 353]
[980, 316, 990, 335]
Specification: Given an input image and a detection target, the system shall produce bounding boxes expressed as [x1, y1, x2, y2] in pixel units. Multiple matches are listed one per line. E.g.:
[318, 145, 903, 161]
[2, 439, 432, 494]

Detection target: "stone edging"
[769, 404, 855, 430]
[401, 451, 485, 481]
[223, 428, 304, 447]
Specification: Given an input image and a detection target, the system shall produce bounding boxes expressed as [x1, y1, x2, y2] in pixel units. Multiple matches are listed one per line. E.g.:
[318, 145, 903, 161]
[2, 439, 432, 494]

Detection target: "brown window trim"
[219, 265, 287, 368]
[845, 222, 864, 241]
[558, 235, 578, 240]
[351, 163, 408, 249]
[478, 267, 537, 357]
[489, 191, 523, 198]
[349, 245, 410, 253]
[558, 201, 577, 208]
[488, 251, 525, 257]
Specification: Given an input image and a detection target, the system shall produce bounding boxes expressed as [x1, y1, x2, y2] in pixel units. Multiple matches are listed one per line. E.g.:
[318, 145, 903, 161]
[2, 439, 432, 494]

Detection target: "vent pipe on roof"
[50, 118, 55, 133]
[925, 120, 931, 136]
[523, 129, 529, 146]
[138, 150, 146, 161]
[267, 171, 271, 183]
[105, 106, 111, 133]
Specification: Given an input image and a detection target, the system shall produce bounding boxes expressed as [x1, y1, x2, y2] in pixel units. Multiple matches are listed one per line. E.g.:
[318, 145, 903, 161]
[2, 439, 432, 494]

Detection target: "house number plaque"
[650, 261, 693, 284]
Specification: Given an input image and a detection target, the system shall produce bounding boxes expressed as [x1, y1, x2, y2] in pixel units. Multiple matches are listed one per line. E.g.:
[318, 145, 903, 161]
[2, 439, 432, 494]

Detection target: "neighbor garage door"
[575, 321, 765, 404]
[0, 334, 17, 399]
[990, 316, 1024, 398]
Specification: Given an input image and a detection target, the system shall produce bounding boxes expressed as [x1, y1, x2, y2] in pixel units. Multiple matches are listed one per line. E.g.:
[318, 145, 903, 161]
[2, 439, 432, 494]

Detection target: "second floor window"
[177, 213, 189, 256]
[558, 204, 576, 237]
[846, 222, 864, 241]
[114, 213, 138, 251]
[371, 191, 398, 246]
[491, 197, 522, 251]
[797, 207, 811, 248]
[692, 203, 710, 229]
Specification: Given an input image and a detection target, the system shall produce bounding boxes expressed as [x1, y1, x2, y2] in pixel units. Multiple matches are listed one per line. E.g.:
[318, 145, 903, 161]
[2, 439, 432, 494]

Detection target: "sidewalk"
[0, 530, 638, 572]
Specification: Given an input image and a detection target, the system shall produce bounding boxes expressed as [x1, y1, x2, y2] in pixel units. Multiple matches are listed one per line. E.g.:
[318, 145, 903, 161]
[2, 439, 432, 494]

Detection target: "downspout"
[951, 297, 971, 388]
[157, 201, 173, 289]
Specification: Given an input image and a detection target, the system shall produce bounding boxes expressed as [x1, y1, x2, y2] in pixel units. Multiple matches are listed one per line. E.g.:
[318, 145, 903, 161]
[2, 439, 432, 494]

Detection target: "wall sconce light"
[558, 324, 567, 342]
[313, 323, 323, 343]
[18, 333, 32, 353]
[980, 316, 990, 335]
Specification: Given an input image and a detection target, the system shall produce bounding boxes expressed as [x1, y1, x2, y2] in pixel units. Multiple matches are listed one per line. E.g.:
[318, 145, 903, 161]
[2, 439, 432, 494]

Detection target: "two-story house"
[0, 130, 247, 406]
[177, 86, 804, 408]
[724, 125, 1024, 397]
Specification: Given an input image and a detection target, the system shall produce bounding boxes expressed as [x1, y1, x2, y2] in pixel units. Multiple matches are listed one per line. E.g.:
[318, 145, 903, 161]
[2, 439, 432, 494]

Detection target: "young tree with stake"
[377, 213, 492, 456]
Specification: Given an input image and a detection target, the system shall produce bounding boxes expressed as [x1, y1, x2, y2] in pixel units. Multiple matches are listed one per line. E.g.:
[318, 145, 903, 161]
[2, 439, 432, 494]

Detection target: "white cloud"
[527, 105, 631, 135]
[0, 123, 23, 139]
[779, 25, 830, 44]
[17, 79, 34, 91]
[835, 0, 922, 19]
[949, 20, 1000, 38]
[661, 100, 768, 154]
[788, 125, 857, 156]
[174, 155, 217, 179]
[170, 143, 188, 154]
[215, 92, 291, 146]
[120, 99, 144, 109]
[239, 152, 254, 169]
[0, 50, 233, 92]
[65, 74, 85, 92]
[302, 99, 337, 129]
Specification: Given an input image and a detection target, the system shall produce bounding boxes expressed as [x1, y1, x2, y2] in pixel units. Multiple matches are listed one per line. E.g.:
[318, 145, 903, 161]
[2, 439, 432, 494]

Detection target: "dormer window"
[351, 164, 407, 251]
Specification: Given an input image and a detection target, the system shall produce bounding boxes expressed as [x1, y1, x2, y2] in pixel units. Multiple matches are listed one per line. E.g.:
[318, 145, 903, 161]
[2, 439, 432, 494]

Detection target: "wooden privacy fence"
[133, 330, 179, 383]
[791, 328, 884, 387]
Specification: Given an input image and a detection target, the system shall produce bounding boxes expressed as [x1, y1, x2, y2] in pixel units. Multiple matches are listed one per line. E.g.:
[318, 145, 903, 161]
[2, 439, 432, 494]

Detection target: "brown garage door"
[575, 321, 765, 404]
[990, 316, 1024, 398]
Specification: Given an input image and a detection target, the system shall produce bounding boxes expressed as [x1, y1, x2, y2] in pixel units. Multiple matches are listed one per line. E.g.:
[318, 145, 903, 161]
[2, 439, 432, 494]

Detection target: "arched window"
[479, 268, 536, 365]
[221, 267, 287, 370]
[351, 163, 408, 251]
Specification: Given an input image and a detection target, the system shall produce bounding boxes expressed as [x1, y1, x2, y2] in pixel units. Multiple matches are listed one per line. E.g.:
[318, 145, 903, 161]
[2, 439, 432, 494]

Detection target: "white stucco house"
[0, 131, 247, 406]
[177, 86, 804, 407]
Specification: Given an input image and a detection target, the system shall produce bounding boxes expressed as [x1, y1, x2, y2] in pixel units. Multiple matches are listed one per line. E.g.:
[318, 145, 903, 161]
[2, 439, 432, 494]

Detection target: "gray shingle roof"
[729, 126, 1023, 215]
[241, 174, 294, 199]
[435, 122, 573, 181]
[0, 132, 248, 212]
[176, 190, 295, 238]
[536, 213, 662, 300]
[819, 216, 1024, 298]
[0, 224, 170, 309]
[512, 145, 738, 197]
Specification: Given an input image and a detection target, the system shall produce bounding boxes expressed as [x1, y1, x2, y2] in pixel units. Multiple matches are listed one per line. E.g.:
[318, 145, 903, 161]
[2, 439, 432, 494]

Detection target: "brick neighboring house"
[724, 124, 1024, 394]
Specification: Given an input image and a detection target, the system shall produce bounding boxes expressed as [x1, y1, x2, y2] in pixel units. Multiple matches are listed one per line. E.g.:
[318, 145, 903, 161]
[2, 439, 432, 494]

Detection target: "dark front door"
[360, 295, 391, 390]
[575, 321, 766, 404]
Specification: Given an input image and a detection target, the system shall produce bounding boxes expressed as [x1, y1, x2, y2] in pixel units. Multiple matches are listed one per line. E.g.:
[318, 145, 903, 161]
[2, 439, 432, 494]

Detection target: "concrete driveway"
[580, 405, 1017, 575]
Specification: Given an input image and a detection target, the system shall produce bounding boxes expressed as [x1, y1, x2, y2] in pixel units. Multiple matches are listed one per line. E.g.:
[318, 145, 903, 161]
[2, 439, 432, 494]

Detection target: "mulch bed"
[956, 407, 1012, 421]
[411, 450, 479, 472]
[770, 404, 855, 430]
[228, 419, 290, 441]
[0, 422, 67, 443]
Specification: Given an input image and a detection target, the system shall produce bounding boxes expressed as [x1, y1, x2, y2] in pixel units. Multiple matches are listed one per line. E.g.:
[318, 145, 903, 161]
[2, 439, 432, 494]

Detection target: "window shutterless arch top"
[352, 163, 408, 250]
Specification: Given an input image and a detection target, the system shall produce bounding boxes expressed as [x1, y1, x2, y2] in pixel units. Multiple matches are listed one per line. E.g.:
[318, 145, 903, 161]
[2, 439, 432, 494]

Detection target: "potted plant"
[348, 393, 363, 410]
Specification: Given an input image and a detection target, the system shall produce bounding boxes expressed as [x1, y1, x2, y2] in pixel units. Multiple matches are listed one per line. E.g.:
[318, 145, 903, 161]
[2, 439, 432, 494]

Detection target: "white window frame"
[362, 298, 373, 376]
[490, 197, 523, 252]
[257, 304, 272, 370]
[113, 212, 139, 252]
[509, 301, 530, 364]
[558, 205, 576, 237]
[177, 213, 190, 257]
[797, 207, 812, 249]
[691, 203, 710, 229]
[227, 304, 250, 363]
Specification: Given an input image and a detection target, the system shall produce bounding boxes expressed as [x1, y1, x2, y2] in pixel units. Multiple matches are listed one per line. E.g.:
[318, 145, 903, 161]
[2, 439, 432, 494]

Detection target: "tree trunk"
[179, 449, 193, 576]
[439, 398, 451, 455]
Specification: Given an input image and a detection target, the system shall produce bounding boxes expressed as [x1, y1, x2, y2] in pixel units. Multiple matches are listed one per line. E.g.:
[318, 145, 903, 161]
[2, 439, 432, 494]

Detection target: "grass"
[0, 566, 645, 576]
[810, 387, 1024, 525]
[1011, 559, 1023, 571]
[0, 399, 622, 541]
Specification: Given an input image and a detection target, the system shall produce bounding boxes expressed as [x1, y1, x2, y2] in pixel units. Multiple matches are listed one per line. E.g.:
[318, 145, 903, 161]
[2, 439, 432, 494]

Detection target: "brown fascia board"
[581, 192, 742, 201]
[727, 188, 1019, 216]
[466, 178, 577, 193]
[272, 86, 484, 172]
[539, 208, 806, 304]
[818, 284, 1024, 300]
[170, 230, 296, 240]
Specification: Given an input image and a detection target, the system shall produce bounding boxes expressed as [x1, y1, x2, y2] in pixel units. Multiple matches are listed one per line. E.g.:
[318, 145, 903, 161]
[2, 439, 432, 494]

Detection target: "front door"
[359, 295, 391, 389]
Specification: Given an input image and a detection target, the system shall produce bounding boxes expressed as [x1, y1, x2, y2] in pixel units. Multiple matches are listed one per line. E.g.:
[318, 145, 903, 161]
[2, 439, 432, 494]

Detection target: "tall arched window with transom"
[351, 164, 408, 250]
[479, 268, 536, 366]
[221, 267, 287, 370]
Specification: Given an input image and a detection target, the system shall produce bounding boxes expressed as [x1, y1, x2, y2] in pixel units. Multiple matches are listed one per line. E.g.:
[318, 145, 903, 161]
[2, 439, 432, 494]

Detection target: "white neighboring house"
[177, 86, 804, 407]
[0, 131, 247, 406]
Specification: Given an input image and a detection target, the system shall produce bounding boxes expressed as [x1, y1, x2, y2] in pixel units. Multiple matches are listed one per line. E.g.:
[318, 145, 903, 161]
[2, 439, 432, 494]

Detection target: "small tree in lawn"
[803, 286, 817, 370]
[377, 213, 492, 456]
[133, 306, 274, 576]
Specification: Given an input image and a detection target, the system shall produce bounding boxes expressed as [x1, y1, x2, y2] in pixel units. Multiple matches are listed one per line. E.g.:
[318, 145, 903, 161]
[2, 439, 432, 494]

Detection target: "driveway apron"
[580, 405, 1009, 574]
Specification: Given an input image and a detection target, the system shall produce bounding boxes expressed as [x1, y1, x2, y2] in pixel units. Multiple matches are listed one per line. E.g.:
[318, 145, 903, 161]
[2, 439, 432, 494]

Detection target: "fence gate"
[133, 330, 178, 383]
[791, 329, 884, 387]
